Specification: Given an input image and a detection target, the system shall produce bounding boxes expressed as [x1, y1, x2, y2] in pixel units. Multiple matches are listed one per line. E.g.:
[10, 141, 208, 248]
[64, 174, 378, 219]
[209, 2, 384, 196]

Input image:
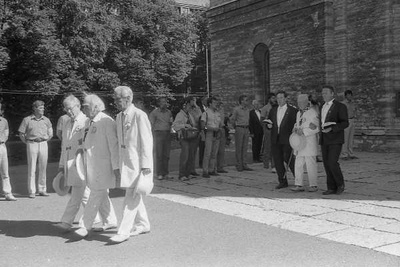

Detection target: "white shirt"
[277, 104, 287, 130]
[321, 99, 334, 124]
[255, 109, 261, 121]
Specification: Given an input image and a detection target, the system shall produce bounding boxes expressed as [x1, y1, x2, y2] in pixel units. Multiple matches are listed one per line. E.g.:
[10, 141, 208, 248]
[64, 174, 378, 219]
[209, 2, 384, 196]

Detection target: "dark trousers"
[198, 140, 205, 168]
[179, 139, 197, 178]
[271, 143, 295, 185]
[154, 131, 171, 176]
[251, 132, 263, 161]
[321, 144, 344, 191]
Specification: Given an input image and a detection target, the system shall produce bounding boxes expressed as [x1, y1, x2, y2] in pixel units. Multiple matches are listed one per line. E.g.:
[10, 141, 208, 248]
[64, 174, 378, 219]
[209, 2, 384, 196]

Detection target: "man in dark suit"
[320, 85, 349, 195]
[267, 91, 297, 189]
[249, 100, 264, 162]
[197, 96, 208, 168]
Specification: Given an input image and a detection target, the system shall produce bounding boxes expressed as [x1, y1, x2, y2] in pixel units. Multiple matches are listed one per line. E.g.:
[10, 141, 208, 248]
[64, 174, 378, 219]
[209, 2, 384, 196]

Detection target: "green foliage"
[0, 0, 203, 137]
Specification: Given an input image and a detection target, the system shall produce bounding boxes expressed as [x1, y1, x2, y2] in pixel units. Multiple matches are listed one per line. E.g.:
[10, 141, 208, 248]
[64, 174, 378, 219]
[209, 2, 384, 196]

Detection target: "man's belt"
[349, 117, 355, 119]
[236, 125, 249, 128]
[27, 138, 46, 142]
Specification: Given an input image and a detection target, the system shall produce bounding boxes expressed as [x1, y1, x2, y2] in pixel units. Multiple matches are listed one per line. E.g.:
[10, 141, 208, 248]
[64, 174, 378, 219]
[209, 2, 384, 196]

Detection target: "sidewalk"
[151, 151, 400, 257]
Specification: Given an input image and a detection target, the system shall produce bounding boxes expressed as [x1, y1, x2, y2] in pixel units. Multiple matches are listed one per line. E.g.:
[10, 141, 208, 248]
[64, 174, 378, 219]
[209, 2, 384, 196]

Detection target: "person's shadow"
[0, 220, 63, 238]
[0, 220, 115, 244]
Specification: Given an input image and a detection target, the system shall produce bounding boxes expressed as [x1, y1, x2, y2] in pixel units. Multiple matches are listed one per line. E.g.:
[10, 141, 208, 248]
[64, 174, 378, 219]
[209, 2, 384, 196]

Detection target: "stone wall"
[208, 0, 400, 151]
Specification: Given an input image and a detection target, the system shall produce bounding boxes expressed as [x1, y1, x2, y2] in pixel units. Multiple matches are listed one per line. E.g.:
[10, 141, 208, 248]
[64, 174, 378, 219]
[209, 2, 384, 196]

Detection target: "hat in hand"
[52, 172, 70, 196]
[135, 173, 154, 196]
[289, 132, 307, 151]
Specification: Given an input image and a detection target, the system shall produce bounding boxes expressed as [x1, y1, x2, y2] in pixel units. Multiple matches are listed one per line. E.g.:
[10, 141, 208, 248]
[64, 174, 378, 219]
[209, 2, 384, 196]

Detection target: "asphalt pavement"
[1, 149, 400, 266]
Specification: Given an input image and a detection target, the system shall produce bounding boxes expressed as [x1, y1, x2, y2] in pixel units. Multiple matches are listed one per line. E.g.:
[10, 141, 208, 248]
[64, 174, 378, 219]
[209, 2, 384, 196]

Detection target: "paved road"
[1, 150, 400, 266]
[1, 193, 399, 267]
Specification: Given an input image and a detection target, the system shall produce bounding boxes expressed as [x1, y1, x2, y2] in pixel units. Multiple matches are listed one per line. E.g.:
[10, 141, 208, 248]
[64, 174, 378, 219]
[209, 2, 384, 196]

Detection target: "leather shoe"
[217, 169, 228, 173]
[243, 167, 253, 171]
[202, 173, 210, 178]
[109, 234, 130, 243]
[5, 194, 17, 201]
[130, 227, 150, 236]
[29, 193, 36, 198]
[275, 183, 288, 189]
[336, 186, 345, 195]
[38, 192, 50, 197]
[74, 228, 88, 238]
[290, 186, 305, 192]
[55, 222, 72, 232]
[93, 223, 117, 232]
[209, 172, 220, 176]
[190, 172, 200, 176]
[322, 190, 336, 195]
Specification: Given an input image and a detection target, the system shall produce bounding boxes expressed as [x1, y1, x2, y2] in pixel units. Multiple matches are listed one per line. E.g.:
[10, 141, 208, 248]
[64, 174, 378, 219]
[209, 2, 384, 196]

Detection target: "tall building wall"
[208, 0, 400, 151]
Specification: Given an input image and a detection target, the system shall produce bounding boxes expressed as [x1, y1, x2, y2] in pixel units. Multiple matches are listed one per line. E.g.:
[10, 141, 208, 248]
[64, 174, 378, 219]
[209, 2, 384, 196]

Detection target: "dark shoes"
[243, 167, 253, 171]
[202, 173, 210, 178]
[322, 190, 336, 195]
[217, 169, 228, 173]
[275, 183, 288, 189]
[336, 186, 345, 195]
[209, 172, 220, 176]
[190, 172, 200, 176]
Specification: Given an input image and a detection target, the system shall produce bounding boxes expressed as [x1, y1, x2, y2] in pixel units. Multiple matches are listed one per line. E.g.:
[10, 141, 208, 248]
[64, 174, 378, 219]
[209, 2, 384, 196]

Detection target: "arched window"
[253, 43, 270, 104]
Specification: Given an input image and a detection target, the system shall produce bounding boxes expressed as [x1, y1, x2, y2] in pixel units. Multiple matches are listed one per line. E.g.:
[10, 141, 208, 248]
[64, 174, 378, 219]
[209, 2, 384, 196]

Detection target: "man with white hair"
[74, 94, 119, 238]
[291, 94, 319, 192]
[55, 95, 117, 232]
[110, 86, 153, 243]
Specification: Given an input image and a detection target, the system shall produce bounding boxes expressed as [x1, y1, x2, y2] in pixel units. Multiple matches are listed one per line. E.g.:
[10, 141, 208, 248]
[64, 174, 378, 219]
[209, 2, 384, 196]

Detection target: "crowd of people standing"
[0, 84, 357, 243]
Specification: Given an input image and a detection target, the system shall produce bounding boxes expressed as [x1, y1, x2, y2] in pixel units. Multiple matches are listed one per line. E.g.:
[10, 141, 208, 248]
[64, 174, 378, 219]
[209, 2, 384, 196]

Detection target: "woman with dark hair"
[172, 98, 198, 181]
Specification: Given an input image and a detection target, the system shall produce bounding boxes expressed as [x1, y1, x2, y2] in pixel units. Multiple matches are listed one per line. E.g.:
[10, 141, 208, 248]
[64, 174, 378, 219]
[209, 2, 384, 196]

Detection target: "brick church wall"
[209, 0, 400, 151]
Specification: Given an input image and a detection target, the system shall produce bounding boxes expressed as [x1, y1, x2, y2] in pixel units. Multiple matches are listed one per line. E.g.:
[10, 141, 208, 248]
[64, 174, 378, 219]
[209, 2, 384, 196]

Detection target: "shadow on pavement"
[0, 220, 63, 238]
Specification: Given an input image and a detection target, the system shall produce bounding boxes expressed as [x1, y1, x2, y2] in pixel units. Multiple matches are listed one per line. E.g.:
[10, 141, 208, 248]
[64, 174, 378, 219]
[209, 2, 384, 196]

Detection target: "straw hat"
[135, 173, 154, 196]
[289, 132, 307, 151]
[52, 172, 70, 196]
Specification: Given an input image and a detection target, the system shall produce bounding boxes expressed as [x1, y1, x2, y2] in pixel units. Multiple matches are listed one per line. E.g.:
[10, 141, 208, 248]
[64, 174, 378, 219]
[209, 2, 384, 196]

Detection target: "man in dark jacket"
[249, 100, 264, 162]
[320, 85, 349, 195]
[267, 91, 297, 189]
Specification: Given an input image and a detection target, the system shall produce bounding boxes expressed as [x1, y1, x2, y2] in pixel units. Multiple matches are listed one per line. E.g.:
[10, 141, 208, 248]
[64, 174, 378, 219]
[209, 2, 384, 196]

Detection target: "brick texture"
[208, 0, 400, 152]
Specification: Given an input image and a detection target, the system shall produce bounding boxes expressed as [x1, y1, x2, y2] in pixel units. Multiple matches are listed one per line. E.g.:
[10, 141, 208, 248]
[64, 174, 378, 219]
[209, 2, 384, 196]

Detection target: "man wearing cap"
[19, 100, 53, 198]
[231, 95, 253, 172]
[266, 91, 297, 189]
[55, 95, 117, 232]
[110, 86, 153, 243]
[291, 94, 319, 192]
[73, 94, 119, 238]
[0, 100, 17, 201]
[320, 85, 349, 195]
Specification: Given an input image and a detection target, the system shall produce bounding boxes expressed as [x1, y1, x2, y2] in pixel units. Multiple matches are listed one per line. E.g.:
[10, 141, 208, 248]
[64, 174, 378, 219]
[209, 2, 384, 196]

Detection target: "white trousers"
[61, 186, 107, 227]
[81, 189, 117, 230]
[342, 118, 355, 157]
[0, 144, 12, 195]
[294, 155, 318, 187]
[117, 188, 150, 236]
[27, 141, 48, 194]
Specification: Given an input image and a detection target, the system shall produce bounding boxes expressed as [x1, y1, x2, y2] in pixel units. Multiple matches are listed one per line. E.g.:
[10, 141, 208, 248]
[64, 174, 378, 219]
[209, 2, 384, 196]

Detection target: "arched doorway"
[253, 43, 270, 104]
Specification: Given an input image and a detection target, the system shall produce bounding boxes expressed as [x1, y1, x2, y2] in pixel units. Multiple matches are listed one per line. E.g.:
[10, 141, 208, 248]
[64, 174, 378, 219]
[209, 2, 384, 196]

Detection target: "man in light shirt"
[0, 101, 17, 201]
[266, 91, 297, 189]
[18, 100, 53, 198]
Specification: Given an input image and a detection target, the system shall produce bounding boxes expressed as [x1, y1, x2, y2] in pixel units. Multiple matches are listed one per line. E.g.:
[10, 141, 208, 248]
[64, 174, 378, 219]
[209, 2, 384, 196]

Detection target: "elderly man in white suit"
[74, 94, 119, 238]
[55, 95, 117, 232]
[109, 86, 153, 244]
[291, 94, 320, 192]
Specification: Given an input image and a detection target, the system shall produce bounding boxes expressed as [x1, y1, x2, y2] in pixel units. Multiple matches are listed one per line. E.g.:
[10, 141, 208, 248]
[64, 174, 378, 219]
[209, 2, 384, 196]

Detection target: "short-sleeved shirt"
[19, 115, 53, 140]
[342, 99, 355, 119]
[149, 108, 172, 131]
[231, 105, 250, 126]
[201, 108, 222, 129]
[0, 117, 9, 143]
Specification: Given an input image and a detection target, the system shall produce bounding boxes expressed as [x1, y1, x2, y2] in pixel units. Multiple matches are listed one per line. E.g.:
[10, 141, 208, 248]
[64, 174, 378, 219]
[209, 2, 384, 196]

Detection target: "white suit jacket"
[59, 112, 87, 187]
[116, 104, 153, 188]
[82, 111, 119, 190]
[295, 108, 319, 156]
